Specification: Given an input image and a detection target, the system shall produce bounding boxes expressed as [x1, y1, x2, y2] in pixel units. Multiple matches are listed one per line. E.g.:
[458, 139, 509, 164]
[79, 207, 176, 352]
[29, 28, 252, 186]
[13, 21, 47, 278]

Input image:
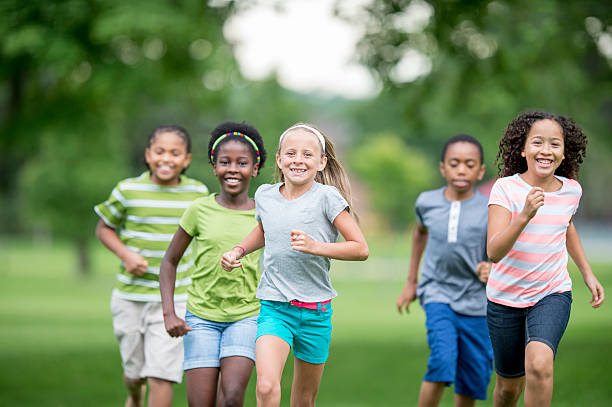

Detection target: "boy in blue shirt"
[397, 134, 493, 407]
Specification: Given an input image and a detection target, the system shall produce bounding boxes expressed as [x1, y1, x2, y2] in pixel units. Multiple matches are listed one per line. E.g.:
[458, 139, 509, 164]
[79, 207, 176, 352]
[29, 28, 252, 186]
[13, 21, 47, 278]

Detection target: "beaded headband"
[278, 124, 326, 153]
[210, 132, 261, 164]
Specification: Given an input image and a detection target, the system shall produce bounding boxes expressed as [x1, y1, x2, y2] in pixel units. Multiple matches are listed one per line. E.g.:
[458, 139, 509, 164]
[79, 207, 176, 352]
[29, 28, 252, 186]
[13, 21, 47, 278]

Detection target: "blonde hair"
[275, 123, 356, 218]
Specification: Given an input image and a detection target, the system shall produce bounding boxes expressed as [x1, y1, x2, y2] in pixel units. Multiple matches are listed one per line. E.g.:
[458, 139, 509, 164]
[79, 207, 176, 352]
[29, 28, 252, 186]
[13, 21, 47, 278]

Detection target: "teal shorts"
[257, 300, 333, 364]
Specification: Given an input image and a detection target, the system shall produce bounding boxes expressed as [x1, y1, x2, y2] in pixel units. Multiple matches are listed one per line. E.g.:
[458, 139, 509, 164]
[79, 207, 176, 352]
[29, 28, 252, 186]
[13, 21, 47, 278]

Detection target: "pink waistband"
[289, 299, 331, 310]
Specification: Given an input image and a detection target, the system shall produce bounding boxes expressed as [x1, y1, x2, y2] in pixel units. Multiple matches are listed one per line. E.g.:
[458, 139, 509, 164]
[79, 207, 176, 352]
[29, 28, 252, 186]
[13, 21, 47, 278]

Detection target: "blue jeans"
[183, 310, 258, 370]
[487, 291, 572, 378]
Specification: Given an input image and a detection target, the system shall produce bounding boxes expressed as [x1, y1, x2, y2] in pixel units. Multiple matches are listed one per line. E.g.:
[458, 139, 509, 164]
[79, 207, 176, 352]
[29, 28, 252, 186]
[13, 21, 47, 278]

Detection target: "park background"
[1, 0, 611, 405]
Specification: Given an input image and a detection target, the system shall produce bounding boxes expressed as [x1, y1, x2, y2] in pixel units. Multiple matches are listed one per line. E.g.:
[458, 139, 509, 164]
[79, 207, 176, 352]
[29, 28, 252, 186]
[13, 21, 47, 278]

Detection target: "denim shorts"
[256, 300, 333, 364]
[423, 303, 493, 400]
[183, 310, 258, 370]
[487, 291, 572, 378]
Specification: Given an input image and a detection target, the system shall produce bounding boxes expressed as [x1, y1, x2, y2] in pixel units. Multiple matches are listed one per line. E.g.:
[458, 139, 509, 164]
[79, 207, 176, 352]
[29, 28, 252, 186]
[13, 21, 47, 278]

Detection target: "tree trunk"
[75, 239, 90, 277]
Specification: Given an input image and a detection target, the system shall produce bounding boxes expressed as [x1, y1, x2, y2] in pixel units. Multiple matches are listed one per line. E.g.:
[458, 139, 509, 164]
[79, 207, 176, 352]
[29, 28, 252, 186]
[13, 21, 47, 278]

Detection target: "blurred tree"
[339, 0, 612, 219]
[1, 0, 237, 274]
[350, 133, 435, 230]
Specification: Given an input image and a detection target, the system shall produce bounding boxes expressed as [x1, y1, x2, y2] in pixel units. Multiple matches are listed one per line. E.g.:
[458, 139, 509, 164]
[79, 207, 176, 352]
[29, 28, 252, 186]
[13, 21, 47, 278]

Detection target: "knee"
[220, 389, 244, 407]
[123, 375, 145, 393]
[526, 355, 553, 382]
[495, 380, 523, 404]
[256, 378, 280, 401]
[292, 392, 318, 407]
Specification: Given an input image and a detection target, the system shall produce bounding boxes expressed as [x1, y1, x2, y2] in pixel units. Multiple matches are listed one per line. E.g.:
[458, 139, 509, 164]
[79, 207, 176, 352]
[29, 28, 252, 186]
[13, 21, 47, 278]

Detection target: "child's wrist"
[233, 245, 246, 259]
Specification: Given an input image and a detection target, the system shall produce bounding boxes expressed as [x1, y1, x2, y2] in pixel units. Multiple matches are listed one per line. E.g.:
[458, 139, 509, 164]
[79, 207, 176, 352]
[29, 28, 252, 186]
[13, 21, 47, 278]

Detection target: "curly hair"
[495, 111, 587, 179]
[207, 121, 267, 172]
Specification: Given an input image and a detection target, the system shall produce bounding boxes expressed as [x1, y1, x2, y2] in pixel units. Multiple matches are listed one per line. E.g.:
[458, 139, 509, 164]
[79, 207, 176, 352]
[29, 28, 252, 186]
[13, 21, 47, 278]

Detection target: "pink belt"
[289, 299, 331, 311]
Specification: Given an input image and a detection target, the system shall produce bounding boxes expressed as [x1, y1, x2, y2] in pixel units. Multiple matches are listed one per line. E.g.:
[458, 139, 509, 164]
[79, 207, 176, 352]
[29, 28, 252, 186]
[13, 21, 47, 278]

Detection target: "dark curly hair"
[208, 121, 267, 173]
[495, 111, 587, 179]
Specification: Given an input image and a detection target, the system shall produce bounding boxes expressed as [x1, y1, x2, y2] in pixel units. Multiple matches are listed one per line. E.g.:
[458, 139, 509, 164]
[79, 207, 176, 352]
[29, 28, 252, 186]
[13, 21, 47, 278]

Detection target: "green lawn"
[1, 239, 610, 406]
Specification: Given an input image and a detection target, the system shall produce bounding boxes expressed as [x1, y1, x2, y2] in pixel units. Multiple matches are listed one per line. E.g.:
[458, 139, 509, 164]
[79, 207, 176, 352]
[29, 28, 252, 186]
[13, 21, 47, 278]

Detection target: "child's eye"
[239, 161, 248, 167]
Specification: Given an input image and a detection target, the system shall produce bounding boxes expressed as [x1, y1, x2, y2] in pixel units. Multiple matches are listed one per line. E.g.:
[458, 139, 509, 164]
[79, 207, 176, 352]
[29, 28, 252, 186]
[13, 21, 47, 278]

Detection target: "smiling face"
[276, 129, 327, 188]
[145, 131, 192, 186]
[439, 141, 485, 199]
[522, 119, 565, 180]
[213, 139, 258, 198]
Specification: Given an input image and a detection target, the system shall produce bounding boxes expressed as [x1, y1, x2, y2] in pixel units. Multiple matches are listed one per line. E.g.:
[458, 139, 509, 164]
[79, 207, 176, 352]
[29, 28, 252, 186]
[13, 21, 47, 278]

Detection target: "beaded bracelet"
[233, 245, 246, 259]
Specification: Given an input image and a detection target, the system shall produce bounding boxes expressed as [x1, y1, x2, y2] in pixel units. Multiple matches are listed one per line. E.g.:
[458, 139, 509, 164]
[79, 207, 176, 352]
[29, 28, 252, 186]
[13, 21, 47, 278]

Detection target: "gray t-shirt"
[415, 187, 488, 316]
[255, 181, 349, 302]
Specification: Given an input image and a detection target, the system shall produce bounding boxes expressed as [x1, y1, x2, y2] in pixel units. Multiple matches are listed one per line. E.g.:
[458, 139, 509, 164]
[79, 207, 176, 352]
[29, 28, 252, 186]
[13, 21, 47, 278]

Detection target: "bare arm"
[290, 210, 369, 261]
[487, 187, 545, 262]
[221, 222, 266, 271]
[95, 219, 148, 276]
[396, 223, 428, 314]
[566, 220, 605, 308]
[160, 226, 193, 336]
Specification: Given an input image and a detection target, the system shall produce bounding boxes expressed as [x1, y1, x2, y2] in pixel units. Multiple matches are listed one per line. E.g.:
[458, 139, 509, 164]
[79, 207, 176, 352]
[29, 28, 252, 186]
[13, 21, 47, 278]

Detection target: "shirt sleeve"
[414, 193, 424, 226]
[179, 199, 200, 237]
[324, 187, 349, 224]
[488, 179, 511, 211]
[93, 185, 126, 228]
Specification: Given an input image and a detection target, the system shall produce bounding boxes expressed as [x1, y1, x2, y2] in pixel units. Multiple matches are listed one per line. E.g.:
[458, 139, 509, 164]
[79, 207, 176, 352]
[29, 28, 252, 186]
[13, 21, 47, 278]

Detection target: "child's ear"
[252, 163, 260, 177]
[478, 164, 486, 181]
[318, 156, 328, 172]
[439, 161, 445, 177]
[521, 151, 526, 157]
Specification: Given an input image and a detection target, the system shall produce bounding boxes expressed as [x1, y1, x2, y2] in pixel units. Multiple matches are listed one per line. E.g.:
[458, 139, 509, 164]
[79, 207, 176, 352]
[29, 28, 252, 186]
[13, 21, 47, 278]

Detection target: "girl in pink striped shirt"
[486, 111, 604, 407]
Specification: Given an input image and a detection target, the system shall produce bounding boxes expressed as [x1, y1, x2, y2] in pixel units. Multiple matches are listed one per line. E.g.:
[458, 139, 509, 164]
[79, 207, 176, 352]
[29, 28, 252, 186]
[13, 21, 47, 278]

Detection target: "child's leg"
[290, 358, 325, 407]
[522, 292, 572, 407]
[486, 300, 528, 406]
[419, 303, 459, 407]
[185, 368, 219, 407]
[255, 335, 291, 407]
[123, 375, 146, 407]
[218, 357, 255, 406]
[492, 375, 525, 407]
[147, 377, 173, 407]
[217, 314, 258, 406]
[418, 381, 445, 407]
[523, 342, 554, 407]
[453, 393, 476, 407]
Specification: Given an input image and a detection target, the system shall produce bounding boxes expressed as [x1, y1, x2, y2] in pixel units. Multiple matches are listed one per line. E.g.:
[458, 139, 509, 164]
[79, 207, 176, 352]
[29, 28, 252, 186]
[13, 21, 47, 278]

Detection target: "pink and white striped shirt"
[487, 174, 581, 308]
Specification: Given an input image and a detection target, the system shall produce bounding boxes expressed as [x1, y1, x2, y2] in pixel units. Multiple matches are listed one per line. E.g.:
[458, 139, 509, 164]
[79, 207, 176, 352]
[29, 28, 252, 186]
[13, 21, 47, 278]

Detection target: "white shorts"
[110, 295, 186, 383]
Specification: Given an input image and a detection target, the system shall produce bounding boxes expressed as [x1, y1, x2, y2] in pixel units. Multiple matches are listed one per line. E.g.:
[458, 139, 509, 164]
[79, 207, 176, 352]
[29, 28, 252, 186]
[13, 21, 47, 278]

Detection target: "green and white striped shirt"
[95, 172, 208, 302]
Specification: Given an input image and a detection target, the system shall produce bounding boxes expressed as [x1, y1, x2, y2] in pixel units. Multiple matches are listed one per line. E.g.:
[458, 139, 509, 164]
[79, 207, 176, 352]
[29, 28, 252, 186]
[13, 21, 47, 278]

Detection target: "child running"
[94, 125, 208, 407]
[159, 121, 267, 407]
[221, 123, 369, 407]
[486, 111, 605, 407]
[396, 134, 494, 407]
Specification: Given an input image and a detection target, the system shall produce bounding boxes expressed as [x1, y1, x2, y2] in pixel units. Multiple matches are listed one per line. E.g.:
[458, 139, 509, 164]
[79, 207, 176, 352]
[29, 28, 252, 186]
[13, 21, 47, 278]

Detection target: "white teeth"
[225, 178, 240, 184]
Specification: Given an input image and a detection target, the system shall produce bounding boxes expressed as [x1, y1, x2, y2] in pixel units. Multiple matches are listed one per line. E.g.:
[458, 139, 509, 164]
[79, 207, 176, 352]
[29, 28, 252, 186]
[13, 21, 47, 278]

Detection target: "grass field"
[1, 238, 611, 406]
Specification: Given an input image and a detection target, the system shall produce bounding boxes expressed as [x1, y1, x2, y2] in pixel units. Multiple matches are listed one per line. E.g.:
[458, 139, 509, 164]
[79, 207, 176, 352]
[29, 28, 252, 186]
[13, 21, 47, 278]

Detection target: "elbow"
[487, 249, 501, 264]
[358, 245, 369, 261]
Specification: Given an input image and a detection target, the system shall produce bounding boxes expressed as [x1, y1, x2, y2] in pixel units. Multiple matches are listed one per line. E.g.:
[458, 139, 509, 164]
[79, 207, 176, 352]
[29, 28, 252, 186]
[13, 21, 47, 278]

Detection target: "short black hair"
[208, 121, 267, 172]
[145, 125, 192, 174]
[441, 134, 484, 163]
[495, 111, 587, 178]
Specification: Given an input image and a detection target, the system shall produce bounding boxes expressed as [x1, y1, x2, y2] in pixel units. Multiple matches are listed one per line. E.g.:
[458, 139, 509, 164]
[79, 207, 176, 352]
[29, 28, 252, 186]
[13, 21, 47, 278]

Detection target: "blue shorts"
[183, 310, 257, 370]
[423, 303, 493, 400]
[487, 291, 572, 378]
[257, 300, 333, 364]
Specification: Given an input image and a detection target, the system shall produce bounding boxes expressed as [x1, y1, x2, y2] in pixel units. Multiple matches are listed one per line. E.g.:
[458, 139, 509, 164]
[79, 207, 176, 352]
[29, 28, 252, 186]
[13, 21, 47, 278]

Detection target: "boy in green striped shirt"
[94, 125, 208, 407]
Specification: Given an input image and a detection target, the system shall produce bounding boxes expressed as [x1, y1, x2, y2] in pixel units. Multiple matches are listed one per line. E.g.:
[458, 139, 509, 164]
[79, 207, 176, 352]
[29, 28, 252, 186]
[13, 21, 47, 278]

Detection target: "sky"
[222, 0, 433, 99]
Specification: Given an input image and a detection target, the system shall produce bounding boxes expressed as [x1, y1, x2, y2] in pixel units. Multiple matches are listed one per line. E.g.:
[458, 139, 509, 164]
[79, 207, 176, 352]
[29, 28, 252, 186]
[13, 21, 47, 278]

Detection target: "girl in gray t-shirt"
[221, 123, 368, 407]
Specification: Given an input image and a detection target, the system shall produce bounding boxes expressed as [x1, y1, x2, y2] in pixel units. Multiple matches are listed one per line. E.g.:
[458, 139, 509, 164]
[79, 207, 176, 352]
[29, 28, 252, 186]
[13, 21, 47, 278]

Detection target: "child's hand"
[396, 282, 418, 314]
[221, 247, 243, 271]
[123, 251, 148, 276]
[164, 313, 192, 337]
[521, 187, 545, 220]
[476, 261, 491, 283]
[290, 229, 318, 254]
[584, 273, 605, 308]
